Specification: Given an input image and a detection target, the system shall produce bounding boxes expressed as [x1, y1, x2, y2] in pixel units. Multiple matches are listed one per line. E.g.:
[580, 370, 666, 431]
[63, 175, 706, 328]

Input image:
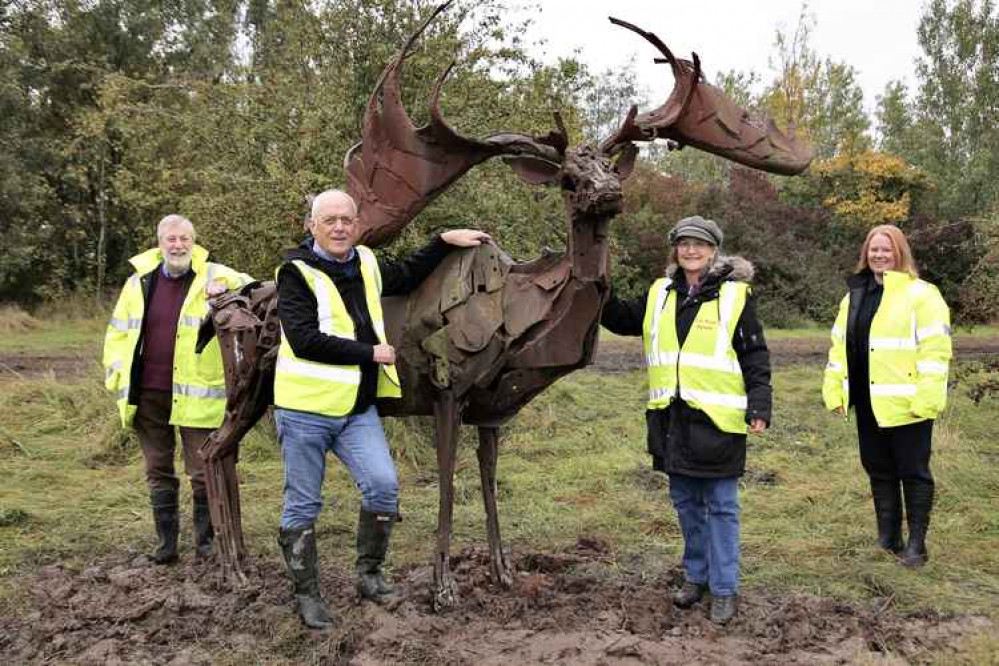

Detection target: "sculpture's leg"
[200, 369, 273, 587]
[477, 426, 512, 588]
[204, 446, 246, 585]
[431, 390, 461, 611]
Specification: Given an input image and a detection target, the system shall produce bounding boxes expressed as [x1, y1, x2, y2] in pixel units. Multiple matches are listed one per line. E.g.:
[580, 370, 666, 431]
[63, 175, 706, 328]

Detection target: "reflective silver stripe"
[916, 323, 951, 341]
[680, 387, 747, 409]
[357, 246, 382, 294]
[109, 317, 142, 331]
[206, 263, 217, 283]
[295, 262, 355, 339]
[105, 361, 123, 381]
[648, 279, 673, 359]
[916, 361, 948, 375]
[649, 386, 675, 402]
[831, 324, 845, 341]
[869, 337, 917, 351]
[116, 387, 129, 400]
[714, 282, 739, 358]
[870, 383, 917, 397]
[842, 378, 850, 397]
[826, 361, 843, 372]
[181, 316, 203, 327]
[680, 351, 741, 373]
[173, 383, 226, 399]
[276, 357, 361, 385]
[646, 351, 679, 367]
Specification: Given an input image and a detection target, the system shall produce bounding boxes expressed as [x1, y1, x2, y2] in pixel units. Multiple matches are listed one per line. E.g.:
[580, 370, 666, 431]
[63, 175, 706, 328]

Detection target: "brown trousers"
[133, 390, 213, 495]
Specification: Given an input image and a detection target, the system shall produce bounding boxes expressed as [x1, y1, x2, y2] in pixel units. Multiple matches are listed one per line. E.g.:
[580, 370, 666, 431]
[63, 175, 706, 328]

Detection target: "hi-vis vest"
[273, 246, 401, 417]
[643, 278, 750, 434]
[102, 245, 253, 429]
[823, 271, 951, 427]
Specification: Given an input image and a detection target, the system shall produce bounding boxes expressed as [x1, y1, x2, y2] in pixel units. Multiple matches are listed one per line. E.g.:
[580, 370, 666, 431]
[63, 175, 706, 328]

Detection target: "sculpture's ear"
[504, 156, 562, 186]
[614, 143, 639, 181]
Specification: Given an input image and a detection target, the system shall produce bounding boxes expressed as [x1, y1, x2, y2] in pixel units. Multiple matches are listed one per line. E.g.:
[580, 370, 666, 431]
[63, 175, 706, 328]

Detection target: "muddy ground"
[1, 540, 990, 665]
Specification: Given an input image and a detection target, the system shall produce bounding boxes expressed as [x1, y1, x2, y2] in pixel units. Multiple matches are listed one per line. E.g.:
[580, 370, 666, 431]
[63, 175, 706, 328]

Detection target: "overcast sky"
[513, 0, 925, 116]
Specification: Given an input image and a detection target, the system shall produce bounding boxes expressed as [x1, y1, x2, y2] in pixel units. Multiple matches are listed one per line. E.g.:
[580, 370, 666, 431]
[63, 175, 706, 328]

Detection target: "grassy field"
[1, 316, 998, 662]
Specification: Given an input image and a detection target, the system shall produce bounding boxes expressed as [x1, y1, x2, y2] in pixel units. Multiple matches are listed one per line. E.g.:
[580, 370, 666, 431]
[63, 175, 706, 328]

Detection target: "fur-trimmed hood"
[665, 254, 755, 285]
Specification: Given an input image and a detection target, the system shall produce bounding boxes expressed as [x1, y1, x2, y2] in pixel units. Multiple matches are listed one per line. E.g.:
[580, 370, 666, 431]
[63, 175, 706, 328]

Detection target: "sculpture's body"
[198, 3, 812, 606]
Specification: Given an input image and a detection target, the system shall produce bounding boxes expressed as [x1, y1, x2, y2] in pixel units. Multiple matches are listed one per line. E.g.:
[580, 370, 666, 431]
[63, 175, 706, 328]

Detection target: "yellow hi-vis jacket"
[643, 277, 750, 434]
[273, 246, 401, 417]
[103, 245, 253, 429]
[823, 271, 952, 426]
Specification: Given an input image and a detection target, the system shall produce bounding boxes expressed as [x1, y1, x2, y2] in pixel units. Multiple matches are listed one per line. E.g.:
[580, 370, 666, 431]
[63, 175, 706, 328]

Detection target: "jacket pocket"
[684, 408, 739, 469]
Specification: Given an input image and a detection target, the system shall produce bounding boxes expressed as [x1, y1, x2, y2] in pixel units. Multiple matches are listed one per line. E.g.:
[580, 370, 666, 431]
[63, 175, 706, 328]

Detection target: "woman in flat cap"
[601, 215, 772, 625]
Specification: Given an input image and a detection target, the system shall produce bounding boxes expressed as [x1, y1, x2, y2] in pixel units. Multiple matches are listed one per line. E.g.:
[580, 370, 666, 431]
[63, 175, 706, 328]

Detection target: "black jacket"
[276, 235, 451, 415]
[843, 269, 883, 409]
[601, 256, 772, 477]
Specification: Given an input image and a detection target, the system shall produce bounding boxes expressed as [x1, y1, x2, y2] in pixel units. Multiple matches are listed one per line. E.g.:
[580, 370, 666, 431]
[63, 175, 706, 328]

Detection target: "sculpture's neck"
[567, 210, 611, 282]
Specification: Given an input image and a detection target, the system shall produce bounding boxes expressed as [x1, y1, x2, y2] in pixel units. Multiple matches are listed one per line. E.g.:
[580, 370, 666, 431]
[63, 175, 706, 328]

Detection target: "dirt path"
[0, 540, 988, 665]
[3, 337, 997, 381]
[592, 335, 999, 374]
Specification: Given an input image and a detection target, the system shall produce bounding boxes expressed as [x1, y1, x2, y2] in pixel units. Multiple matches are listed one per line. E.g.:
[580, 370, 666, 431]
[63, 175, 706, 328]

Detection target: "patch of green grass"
[0, 316, 105, 353]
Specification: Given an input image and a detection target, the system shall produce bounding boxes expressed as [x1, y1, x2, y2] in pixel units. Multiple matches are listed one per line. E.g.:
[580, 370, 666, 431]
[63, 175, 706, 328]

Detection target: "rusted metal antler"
[608, 16, 813, 176]
[345, 1, 562, 247]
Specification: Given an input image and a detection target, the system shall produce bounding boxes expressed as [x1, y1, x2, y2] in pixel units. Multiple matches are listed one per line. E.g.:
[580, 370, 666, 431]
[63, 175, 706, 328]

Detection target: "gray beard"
[164, 257, 192, 277]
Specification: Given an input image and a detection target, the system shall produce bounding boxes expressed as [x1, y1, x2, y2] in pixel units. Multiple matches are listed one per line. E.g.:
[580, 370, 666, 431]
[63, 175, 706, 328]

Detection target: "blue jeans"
[668, 474, 740, 597]
[275, 406, 399, 529]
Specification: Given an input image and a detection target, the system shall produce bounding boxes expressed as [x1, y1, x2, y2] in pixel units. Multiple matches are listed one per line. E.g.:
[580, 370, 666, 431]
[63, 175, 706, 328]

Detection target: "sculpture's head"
[343, 2, 812, 249]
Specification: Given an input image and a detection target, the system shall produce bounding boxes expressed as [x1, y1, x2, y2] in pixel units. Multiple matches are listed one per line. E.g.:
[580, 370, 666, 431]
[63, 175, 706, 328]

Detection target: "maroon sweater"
[140, 269, 192, 391]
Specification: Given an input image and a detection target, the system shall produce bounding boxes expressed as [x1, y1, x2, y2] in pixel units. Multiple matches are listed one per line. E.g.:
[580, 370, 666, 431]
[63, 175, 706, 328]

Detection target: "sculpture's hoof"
[496, 569, 514, 589]
[431, 577, 459, 612]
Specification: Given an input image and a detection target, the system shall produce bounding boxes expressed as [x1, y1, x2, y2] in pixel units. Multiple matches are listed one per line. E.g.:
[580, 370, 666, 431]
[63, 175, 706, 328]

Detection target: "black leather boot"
[278, 525, 334, 629]
[149, 489, 179, 565]
[356, 509, 399, 604]
[672, 581, 707, 608]
[900, 480, 933, 568]
[192, 491, 214, 559]
[870, 478, 904, 554]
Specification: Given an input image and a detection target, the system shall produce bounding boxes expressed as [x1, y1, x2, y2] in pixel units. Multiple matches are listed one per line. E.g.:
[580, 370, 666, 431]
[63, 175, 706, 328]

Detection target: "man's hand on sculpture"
[441, 229, 492, 247]
[206, 280, 229, 298]
[373, 343, 396, 364]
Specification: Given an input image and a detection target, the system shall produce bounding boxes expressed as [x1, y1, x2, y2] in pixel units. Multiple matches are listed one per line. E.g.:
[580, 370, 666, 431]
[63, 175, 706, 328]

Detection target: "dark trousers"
[134, 390, 213, 494]
[854, 400, 934, 485]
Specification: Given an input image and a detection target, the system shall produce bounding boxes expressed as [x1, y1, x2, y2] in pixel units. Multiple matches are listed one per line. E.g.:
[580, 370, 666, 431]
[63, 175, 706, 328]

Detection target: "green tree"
[759, 3, 870, 159]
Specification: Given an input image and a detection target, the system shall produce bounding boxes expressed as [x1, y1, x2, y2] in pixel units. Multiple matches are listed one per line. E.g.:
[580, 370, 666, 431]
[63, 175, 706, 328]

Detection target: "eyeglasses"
[162, 235, 193, 244]
[315, 214, 356, 228]
[675, 238, 712, 250]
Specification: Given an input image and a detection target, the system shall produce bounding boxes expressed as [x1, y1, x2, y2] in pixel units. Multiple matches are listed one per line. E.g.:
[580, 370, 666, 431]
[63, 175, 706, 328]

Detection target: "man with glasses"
[103, 214, 253, 565]
[274, 189, 489, 629]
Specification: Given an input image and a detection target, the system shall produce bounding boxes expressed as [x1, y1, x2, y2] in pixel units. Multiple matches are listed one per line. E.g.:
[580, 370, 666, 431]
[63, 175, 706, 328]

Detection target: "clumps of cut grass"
[0, 508, 31, 528]
[0, 305, 41, 333]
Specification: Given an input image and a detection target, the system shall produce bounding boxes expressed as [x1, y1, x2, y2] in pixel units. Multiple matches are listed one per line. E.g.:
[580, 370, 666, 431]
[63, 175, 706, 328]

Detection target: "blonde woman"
[823, 224, 952, 567]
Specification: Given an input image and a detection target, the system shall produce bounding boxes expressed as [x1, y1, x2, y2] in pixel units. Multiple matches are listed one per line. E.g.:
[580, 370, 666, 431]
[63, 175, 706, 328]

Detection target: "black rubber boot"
[900, 479, 933, 568]
[278, 525, 334, 629]
[356, 509, 399, 604]
[192, 491, 214, 559]
[149, 489, 179, 565]
[672, 581, 707, 609]
[870, 478, 904, 554]
[710, 594, 738, 625]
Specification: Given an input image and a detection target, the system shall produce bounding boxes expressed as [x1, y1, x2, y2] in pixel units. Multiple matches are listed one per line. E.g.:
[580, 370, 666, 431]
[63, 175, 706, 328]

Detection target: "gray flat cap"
[667, 215, 723, 247]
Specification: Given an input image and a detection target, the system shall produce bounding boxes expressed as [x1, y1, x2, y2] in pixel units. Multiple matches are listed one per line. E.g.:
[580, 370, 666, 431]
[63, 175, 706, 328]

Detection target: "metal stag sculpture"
[198, 4, 812, 608]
